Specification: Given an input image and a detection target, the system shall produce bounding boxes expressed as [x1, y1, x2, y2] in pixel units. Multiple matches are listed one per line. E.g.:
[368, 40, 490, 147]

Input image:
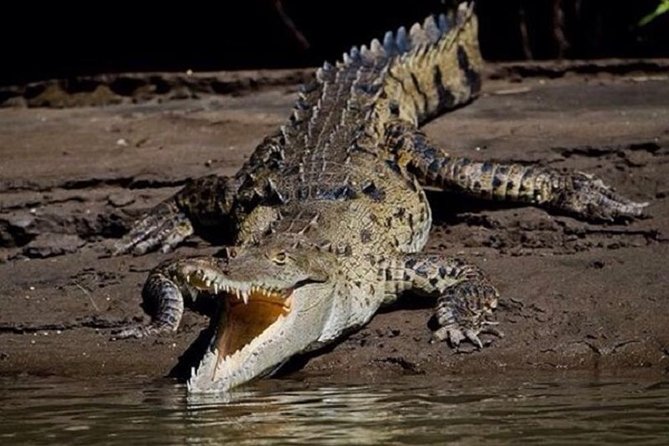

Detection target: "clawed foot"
[432, 281, 502, 350]
[111, 200, 194, 256]
[111, 323, 175, 340]
[557, 172, 649, 222]
[432, 320, 503, 350]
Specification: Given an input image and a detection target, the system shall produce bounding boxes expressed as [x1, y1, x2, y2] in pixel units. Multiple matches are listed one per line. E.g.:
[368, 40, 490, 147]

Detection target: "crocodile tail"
[379, 2, 482, 126]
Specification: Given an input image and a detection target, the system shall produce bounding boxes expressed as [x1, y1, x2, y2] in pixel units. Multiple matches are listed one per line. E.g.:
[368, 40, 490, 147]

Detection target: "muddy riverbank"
[1, 61, 668, 383]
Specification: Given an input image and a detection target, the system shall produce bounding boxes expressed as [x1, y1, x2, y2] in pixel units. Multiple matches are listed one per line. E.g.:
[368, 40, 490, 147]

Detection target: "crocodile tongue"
[216, 289, 292, 360]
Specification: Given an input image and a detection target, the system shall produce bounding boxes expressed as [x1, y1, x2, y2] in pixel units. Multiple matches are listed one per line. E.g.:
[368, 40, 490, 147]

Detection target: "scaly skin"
[110, 3, 648, 393]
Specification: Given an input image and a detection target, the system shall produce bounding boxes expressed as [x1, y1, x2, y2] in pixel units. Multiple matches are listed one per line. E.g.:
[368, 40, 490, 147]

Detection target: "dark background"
[2, 0, 668, 85]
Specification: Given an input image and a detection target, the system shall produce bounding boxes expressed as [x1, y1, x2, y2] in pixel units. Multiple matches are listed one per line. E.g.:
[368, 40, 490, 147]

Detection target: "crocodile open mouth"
[216, 286, 292, 360]
[184, 271, 292, 364]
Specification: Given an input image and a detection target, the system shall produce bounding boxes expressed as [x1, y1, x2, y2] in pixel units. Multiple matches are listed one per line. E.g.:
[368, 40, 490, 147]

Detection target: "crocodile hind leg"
[389, 124, 648, 221]
[389, 254, 501, 349]
[428, 157, 648, 221]
[113, 174, 238, 255]
[114, 256, 227, 338]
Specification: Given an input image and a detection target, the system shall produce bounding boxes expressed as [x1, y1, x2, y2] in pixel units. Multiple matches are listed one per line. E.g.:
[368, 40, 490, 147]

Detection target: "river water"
[1, 372, 668, 445]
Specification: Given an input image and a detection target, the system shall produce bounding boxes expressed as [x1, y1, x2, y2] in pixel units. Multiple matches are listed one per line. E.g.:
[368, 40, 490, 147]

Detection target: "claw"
[433, 279, 501, 350]
[431, 326, 451, 343]
[464, 329, 483, 349]
[111, 200, 194, 256]
[432, 323, 503, 350]
[111, 324, 165, 340]
[435, 313, 501, 349]
[481, 326, 504, 338]
[447, 328, 464, 347]
[432, 326, 471, 348]
[562, 173, 650, 221]
[111, 322, 179, 340]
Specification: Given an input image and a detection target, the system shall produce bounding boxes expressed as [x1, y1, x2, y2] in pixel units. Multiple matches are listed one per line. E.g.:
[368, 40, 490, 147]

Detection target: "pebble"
[107, 192, 135, 208]
[23, 234, 85, 259]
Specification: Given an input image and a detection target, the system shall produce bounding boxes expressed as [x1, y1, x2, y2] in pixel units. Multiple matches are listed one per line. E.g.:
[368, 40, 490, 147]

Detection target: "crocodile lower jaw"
[187, 290, 294, 393]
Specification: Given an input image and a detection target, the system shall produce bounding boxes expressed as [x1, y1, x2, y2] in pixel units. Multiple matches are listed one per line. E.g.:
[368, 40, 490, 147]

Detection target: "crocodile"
[112, 2, 647, 393]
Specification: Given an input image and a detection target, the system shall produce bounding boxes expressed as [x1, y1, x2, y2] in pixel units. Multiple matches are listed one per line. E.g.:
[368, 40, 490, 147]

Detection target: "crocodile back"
[232, 3, 480, 252]
[246, 2, 480, 195]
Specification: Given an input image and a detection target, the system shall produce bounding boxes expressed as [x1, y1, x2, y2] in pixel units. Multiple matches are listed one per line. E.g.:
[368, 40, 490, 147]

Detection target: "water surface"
[1, 372, 668, 445]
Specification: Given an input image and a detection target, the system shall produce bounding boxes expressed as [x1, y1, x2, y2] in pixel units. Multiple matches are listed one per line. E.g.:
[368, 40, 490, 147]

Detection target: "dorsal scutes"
[375, 2, 482, 127]
[281, 2, 480, 161]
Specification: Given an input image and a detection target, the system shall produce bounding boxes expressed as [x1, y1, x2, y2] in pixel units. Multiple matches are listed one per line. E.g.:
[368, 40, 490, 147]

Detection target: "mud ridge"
[0, 69, 314, 108]
[3, 59, 668, 109]
[0, 175, 187, 194]
[488, 59, 669, 80]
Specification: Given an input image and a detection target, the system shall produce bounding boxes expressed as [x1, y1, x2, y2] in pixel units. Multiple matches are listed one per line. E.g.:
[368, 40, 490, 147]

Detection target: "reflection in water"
[1, 373, 668, 445]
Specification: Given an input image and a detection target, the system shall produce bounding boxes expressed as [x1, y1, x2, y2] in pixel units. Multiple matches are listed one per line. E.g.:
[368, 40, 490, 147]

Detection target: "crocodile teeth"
[213, 282, 219, 294]
[242, 290, 249, 305]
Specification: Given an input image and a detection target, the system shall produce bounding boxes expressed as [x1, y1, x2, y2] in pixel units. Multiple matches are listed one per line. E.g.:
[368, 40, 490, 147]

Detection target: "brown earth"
[1, 61, 668, 385]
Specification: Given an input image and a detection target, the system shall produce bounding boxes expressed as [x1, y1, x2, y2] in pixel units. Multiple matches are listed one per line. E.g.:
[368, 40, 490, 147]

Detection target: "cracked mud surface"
[1, 63, 668, 383]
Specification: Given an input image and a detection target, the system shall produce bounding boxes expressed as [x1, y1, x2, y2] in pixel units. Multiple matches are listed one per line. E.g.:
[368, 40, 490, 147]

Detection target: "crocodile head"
[182, 239, 339, 393]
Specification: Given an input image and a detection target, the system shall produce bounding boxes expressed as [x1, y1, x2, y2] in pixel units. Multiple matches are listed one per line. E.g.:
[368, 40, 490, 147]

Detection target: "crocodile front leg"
[390, 254, 501, 349]
[113, 174, 237, 255]
[114, 256, 226, 338]
[387, 122, 648, 221]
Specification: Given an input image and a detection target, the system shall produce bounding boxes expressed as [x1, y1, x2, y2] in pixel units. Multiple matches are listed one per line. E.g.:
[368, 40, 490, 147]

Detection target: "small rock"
[624, 151, 648, 167]
[0, 213, 37, 248]
[6, 213, 35, 229]
[0, 248, 22, 263]
[107, 192, 135, 208]
[2, 96, 27, 107]
[23, 233, 85, 258]
[589, 260, 605, 269]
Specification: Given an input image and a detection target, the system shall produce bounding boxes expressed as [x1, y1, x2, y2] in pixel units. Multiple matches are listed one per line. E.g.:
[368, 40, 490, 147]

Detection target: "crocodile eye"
[272, 251, 288, 265]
